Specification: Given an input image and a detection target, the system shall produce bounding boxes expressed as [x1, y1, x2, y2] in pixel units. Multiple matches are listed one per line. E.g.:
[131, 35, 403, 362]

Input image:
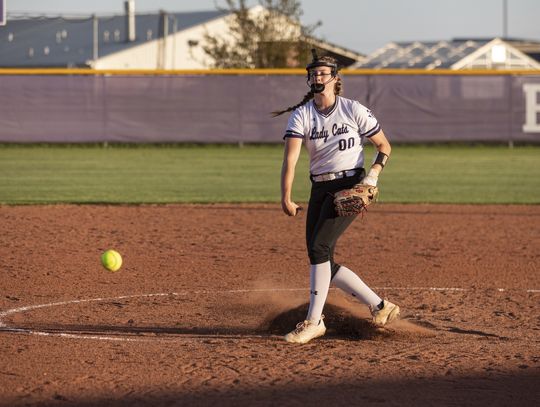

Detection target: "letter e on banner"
[523, 84, 540, 133]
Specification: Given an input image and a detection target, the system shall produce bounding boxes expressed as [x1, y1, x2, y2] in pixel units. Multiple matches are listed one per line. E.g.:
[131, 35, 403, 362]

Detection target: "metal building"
[0, 4, 364, 69]
[351, 38, 540, 70]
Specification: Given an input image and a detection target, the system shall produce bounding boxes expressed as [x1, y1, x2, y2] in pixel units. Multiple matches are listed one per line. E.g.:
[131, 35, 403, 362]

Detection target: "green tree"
[202, 0, 321, 68]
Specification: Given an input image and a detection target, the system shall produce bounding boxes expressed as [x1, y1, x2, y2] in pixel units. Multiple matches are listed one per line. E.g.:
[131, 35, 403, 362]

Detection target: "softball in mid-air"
[101, 249, 123, 272]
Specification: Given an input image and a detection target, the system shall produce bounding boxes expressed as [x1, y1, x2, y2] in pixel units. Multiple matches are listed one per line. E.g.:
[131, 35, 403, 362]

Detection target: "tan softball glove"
[333, 183, 379, 217]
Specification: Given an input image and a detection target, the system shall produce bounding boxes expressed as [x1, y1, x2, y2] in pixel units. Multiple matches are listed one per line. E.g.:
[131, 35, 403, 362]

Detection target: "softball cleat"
[371, 300, 400, 326]
[284, 316, 326, 344]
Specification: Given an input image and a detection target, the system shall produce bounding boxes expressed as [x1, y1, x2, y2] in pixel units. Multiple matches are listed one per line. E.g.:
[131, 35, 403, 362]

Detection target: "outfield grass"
[0, 144, 538, 204]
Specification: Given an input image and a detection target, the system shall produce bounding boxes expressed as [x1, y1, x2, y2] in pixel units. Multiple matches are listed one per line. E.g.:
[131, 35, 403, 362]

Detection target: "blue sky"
[7, 0, 540, 54]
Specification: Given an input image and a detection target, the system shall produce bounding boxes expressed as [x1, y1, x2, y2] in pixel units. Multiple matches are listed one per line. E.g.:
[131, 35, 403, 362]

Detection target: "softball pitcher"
[274, 50, 400, 344]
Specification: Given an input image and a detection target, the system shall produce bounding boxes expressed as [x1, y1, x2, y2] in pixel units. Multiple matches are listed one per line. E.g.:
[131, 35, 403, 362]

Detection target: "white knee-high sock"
[306, 261, 331, 323]
[332, 265, 381, 309]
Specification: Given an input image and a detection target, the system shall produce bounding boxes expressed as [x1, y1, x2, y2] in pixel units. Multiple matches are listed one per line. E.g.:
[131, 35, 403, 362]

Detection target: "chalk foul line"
[0, 286, 537, 341]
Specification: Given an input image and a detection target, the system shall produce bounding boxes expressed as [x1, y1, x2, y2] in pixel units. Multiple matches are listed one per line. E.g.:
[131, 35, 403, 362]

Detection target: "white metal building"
[352, 38, 540, 70]
[0, 3, 364, 69]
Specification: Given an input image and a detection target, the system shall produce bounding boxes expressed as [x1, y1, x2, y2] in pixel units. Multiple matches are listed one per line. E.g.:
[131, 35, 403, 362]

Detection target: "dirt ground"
[0, 204, 538, 406]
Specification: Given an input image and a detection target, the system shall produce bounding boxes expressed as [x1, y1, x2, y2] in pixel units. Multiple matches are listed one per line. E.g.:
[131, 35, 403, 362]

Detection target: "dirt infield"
[0, 204, 539, 406]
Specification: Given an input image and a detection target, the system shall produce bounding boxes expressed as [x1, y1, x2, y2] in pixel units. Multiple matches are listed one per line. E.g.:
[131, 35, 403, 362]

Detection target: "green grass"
[0, 144, 538, 204]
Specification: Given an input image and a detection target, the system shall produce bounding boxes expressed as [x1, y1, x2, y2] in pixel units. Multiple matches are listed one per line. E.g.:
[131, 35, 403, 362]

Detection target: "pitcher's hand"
[282, 200, 302, 216]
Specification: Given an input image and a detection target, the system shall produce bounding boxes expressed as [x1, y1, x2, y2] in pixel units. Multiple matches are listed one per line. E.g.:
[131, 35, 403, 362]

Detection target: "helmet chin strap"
[308, 76, 335, 94]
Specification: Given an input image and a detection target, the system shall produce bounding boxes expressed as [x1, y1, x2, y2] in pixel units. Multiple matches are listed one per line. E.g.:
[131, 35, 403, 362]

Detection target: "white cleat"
[371, 300, 400, 326]
[284, 316, 326, 344]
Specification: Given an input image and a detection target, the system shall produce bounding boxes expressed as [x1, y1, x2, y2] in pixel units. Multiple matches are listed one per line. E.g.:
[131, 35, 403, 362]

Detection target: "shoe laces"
[293, 315, 325, 334]
[293, 321, 309, 334]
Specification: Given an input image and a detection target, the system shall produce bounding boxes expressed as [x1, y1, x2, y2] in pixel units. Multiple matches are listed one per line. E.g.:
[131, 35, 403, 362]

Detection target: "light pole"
[503, 0, 508, 38]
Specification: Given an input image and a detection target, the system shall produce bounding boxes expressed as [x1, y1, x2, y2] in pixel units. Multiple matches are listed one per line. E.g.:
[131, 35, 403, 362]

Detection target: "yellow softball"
[101, 249, 123, 272]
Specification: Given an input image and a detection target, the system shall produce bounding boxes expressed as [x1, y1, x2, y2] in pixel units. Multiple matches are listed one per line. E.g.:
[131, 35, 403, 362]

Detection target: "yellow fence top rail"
[0, 68, 539, 76]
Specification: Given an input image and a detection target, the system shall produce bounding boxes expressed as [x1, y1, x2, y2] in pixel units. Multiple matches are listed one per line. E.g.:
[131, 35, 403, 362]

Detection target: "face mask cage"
[305, 49, 339, 93]
[306, 49, 338, 78]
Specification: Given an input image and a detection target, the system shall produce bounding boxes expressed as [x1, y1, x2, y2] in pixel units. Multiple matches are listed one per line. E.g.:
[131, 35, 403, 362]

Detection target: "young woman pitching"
[273, 50, 400, 344]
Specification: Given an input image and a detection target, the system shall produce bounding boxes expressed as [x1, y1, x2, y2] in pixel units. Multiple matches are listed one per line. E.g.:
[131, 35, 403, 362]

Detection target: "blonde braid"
[334, 76, 343, 95]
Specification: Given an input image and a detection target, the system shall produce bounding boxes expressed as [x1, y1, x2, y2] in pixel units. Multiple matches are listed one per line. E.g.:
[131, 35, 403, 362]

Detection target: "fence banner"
[0, 74, 538, 143]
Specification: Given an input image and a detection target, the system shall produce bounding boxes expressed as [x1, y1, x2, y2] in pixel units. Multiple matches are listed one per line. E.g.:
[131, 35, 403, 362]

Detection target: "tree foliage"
[202, 0, 321, 68]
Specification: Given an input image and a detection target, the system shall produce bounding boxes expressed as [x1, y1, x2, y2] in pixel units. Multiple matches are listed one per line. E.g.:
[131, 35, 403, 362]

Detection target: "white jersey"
[284, 96, 381, 176]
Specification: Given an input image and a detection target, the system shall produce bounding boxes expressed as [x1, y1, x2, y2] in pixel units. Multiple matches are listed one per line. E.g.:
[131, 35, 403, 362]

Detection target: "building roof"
[0, 10, 228, 67]
[305, 36, 365, 68]
[353, 38, 540, 70]
[1, 10, 365, 68]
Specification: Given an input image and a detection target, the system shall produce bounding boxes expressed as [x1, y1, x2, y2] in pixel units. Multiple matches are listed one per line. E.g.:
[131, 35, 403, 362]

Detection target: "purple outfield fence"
[0, 73, 539, 143]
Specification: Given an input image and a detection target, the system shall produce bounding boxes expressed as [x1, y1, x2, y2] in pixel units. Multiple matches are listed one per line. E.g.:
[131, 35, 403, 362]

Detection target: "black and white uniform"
[284, 95, 381, 275]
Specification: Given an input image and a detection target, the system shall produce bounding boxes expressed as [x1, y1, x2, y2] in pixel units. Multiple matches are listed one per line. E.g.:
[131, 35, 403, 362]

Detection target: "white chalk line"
[0, 327, 278, 342]
[0, 286, 538, 342]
